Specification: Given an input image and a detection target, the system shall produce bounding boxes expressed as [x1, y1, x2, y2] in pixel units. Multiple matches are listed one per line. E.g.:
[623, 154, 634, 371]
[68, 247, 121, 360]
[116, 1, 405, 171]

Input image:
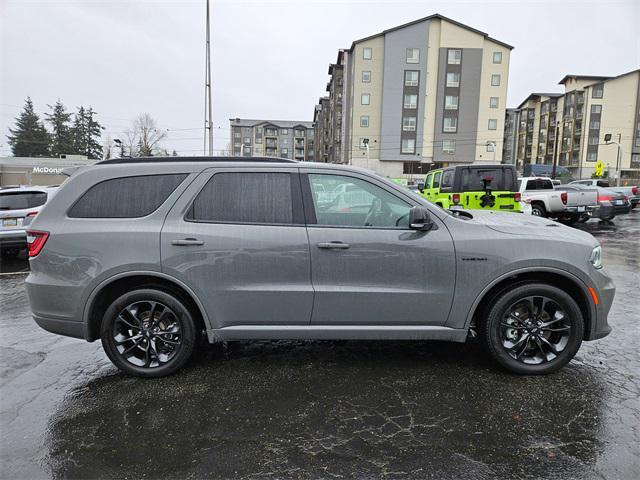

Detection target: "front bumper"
[585, 267, 616, 341]
[0, 229, 27, 249]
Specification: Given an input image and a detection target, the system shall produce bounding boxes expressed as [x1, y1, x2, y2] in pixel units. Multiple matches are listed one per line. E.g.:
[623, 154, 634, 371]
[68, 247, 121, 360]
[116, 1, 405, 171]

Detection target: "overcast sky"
[1, 0, 638, 157]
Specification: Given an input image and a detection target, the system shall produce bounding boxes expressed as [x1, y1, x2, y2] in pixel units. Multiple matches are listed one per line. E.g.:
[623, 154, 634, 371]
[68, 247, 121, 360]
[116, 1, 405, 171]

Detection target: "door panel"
[161, 168, 313, 328]
[303, 170, 456, 326]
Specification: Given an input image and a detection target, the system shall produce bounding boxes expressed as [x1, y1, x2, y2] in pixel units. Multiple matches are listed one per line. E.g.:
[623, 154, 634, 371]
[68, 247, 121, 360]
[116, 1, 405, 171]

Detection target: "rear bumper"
[0, 229, 26, 248]
[32, 314, 85, 340]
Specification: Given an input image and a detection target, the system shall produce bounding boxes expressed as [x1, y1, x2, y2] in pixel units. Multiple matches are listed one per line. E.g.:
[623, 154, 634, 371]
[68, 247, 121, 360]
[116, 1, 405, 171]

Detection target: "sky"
[1, 0, 639, 157]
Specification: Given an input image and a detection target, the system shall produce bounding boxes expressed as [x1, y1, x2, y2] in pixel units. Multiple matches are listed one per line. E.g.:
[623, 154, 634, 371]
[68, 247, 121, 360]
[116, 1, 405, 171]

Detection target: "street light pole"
[604, 133, 623, 186]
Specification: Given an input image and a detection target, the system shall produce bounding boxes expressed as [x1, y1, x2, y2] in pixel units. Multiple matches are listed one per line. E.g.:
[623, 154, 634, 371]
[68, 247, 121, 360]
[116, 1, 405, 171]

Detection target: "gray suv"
[25, 157, 615, 377]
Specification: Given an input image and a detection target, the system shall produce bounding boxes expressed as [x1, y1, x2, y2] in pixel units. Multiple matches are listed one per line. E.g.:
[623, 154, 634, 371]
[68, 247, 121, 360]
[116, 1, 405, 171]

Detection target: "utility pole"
[204, 0, 213, 156]
[551, 119, 560, 179]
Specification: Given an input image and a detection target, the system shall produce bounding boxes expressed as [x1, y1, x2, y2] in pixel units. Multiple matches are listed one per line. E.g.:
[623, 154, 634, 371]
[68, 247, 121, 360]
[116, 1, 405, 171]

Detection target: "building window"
[255, 127, 263, 133]
[282, 148, 288, 155]
[591, 104, 602, 114]
[401, 138, 416, 154]
[402, 117, 417, 131]
[587, 152, 597, 161]
[361, 93, 370, 105]
[403, 94, 417, 109]
[443, 117, 457, 133]
[406, 48, 420, 64]
[234, 132, 241, 138]
[488, 119, 498, 130]
[447, 49, 461, 65]
[280, 129, 288, 135]
[589, 136, 599, 145]
[442, 140, 455, 154]
[486, 143, 495, 152]
[489, 97, 499, 108]
[446, 72, 460, 87]
[362, 70, 371, 83]
[243, 137, 251, 144]
[493, 51, 502, 64]
[360, 115, 369, 127]
[491, 74, 501, 86]
[363, 47, 372, 60]
[445, 95, 459, 110]
[590, 120, 600, 129]
[265, 128, 277, 136]
[283, 139, 289, 145]
[243, 146, 251, 155]
[405, 71, 419, 86]
[592, 84, 603, 98]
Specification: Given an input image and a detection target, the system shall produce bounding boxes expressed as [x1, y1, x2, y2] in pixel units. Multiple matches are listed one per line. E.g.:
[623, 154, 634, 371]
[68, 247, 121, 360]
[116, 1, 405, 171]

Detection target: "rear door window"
[68, 174, 187, 218]
[0, 191, 47, 210]
[462, 168, 510, 191]
[187, 172, 297, 225]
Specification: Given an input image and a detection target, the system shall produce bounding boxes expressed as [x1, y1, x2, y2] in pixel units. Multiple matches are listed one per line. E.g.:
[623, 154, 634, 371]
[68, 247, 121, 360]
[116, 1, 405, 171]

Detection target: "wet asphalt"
[0, 213, 638, 479]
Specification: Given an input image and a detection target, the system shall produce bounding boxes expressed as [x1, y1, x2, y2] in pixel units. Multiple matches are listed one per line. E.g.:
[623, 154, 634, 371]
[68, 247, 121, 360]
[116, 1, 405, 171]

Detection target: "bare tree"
[123, 113, 167, 157]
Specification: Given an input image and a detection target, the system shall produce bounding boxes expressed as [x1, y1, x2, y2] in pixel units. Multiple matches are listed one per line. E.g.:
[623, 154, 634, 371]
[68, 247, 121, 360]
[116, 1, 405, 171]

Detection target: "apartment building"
[502, 108, 519, 165]
[313, 97, 330, 163]
[314, 14, 513, 178]
[229, 118, 315, 161]
[510, 69, 640, 180]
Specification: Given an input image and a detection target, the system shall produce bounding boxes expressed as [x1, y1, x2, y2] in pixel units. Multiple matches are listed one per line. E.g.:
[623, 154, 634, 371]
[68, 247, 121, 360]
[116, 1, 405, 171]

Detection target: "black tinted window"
[188, 173, 293, 224]
[596, 180, 610, 188]
[462, 168, 514, 191]
[0, 191, 47, 210]
[69, 174, 187, 218]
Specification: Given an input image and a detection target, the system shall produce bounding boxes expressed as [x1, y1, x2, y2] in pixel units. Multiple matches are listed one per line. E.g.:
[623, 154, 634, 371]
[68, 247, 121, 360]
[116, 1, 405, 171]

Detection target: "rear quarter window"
[68, 174, 187, 218]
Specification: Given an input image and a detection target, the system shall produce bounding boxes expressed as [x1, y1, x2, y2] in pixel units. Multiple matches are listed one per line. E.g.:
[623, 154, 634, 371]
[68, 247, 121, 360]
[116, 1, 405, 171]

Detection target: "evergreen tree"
[45, 99, 74, 156]
[72, 106, 88, 155]
[71, 106, 103, 159]
[6, 97, 51, 157]
[84, 107, 104, 159]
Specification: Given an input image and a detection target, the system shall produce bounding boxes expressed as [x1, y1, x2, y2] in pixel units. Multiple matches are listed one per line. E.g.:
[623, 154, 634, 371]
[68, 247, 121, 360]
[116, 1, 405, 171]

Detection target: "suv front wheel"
[482, 283, 584, 375]
[100, 289, 197, 377]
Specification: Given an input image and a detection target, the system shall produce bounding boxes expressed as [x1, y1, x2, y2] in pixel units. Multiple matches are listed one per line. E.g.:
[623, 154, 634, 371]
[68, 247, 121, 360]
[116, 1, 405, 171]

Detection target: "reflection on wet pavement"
[1, 212, 638, 479]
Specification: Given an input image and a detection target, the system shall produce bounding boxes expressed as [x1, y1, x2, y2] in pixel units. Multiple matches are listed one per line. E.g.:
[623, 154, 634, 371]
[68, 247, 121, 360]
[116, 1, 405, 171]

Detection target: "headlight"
[590, 245, 602, 269]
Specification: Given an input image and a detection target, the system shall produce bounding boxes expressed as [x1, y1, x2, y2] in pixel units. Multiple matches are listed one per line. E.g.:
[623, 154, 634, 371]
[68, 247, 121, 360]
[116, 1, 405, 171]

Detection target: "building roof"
[516, 92, 563, 109]
[558, 74, 613, 85]
[350, 13, 514, 51]
[229, 118, 314, 129]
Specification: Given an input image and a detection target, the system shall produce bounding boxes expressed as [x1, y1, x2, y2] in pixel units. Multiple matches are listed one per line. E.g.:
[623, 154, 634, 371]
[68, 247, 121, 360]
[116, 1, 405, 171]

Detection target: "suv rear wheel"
[100, 289, 196, 377]
[481, 283, 583, 375]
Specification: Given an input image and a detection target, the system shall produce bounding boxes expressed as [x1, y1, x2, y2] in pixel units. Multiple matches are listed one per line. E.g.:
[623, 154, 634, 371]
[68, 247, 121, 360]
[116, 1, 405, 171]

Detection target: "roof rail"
[97, 156, 298, 165]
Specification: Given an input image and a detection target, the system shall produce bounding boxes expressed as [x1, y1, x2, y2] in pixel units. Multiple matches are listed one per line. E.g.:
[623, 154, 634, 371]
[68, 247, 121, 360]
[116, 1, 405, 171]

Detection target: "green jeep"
[421, 165, 521, 212]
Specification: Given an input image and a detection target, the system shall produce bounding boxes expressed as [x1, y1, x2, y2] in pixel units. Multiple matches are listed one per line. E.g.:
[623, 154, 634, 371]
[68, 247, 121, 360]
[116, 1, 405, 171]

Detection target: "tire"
[531, 203, 547, 217]
[481, 283, 584, 375]
[100, 289, 197, 377]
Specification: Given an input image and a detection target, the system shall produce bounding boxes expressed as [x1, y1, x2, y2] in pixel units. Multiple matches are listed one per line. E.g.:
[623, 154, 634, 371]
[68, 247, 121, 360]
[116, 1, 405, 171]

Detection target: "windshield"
[0, 191, 47, 210]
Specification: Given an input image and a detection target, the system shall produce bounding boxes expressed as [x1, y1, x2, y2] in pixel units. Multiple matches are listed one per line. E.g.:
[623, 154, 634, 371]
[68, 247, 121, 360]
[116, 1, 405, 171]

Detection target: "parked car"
[26, 157, 614, 377]
[569, 179, 639, 209]
[568, 184, 631, 221]
[0, 185, 58, 259]
[517, 177, 599, 223]
[421, 165, 521, 212]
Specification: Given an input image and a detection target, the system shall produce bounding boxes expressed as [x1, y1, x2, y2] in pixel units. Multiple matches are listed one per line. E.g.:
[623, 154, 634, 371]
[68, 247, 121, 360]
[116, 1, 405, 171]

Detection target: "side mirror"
[409, 206, 434, 231]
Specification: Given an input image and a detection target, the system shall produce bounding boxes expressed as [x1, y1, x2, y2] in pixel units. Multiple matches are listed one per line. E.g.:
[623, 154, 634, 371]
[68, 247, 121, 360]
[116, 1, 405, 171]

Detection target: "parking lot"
[1, 212, 638, 479]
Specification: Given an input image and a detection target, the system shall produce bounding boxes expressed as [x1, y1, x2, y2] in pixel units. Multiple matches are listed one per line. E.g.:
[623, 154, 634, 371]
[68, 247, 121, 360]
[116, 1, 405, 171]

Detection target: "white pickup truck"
[517, 177, 599, 224]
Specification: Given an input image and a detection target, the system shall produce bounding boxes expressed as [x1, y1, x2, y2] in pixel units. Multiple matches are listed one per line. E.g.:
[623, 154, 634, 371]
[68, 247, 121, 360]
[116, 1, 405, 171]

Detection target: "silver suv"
[1, 185, 58, 259]
[26, 158, 615, 377]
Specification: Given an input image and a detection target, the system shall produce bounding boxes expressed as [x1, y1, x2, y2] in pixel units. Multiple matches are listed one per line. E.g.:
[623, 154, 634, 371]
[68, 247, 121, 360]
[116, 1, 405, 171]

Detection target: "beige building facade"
[314, 14, 513, 179]
[510, 70, 640, 181]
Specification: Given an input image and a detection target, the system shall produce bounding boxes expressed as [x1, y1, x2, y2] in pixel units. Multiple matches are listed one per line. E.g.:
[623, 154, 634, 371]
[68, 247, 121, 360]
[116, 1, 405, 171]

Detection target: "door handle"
[171, 238, 204, 246]
[317, 241, 351, 249]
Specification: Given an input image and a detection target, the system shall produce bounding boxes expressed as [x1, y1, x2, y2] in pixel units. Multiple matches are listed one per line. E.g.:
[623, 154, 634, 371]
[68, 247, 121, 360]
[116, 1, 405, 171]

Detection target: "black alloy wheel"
[101, 289, 196, 377]
[482, 283, 583, 374]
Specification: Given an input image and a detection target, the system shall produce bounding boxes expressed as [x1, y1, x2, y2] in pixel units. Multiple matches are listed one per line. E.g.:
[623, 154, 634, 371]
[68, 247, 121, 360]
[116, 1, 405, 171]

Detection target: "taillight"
[560, 191, 567, 205]
[598, 195, 613, 203]
[26, 230, 49, 257]
[514, 192, 521, 202]
[452, 193, 460, 204]
[632, 187, 638, 195]
[26, 211, 39, 217]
